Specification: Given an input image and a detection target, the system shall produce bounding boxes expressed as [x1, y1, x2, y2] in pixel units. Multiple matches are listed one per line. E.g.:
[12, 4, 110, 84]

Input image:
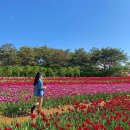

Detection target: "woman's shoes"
[31, 105, 36, 113]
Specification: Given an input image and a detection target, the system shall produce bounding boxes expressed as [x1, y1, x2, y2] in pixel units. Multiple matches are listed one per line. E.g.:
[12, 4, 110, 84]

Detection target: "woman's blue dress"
[34, 79, 44, 97]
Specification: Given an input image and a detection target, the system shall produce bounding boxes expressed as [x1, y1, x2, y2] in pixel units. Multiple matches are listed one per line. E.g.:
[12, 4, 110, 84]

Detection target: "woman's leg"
[37, 96, 43, 112]
[31, 105, 36, 113]
[31, 96, 37, 113]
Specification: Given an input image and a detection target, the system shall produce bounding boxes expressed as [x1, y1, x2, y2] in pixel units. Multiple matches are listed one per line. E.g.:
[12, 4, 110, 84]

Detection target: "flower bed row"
[0, 93, 130, 130]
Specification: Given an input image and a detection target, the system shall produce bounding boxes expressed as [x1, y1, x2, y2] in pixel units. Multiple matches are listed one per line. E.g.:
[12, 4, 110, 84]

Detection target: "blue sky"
[0, 0, 130, 55]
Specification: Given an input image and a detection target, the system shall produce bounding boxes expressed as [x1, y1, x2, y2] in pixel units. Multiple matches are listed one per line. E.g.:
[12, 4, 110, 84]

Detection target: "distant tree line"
[0, 43, 129, 77]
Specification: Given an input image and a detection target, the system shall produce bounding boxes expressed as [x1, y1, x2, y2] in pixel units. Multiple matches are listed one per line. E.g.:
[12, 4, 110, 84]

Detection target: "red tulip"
[66, 123, 71, 127]
[114, 125, 124, 130]
[31, 123, 37, 127]
[83, 126, 90, 130]
[42, 125, 45, 129]
[82, 123, 86, 127]
[40, 111, 45, 116]
[30, 113, 36, 119]
[84, 118, 91, 124]
[106, 119, 111, 125]
[4, 128, 12, 130]
[122, 116, 128, 122]
[56, 118, 60, 122]
[128, 120, 130, 126]
[16, 123, 21, 127]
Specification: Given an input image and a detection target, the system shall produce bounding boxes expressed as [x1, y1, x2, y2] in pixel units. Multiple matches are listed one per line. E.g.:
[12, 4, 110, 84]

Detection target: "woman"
[31, 72, 46, 114]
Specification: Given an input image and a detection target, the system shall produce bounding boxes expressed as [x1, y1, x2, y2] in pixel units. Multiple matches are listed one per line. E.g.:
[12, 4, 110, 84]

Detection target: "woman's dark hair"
[33, 72, 42, 86]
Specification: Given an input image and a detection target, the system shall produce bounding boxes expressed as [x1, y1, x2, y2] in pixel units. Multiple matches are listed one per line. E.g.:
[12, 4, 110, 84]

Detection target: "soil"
[0, 104, 74, 125]
[0, 101, 105, 125]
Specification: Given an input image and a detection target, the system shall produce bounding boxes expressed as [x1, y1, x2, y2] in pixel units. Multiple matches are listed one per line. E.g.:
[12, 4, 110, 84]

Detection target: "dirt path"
[0, 104, 76, 125]
[0, 102, 105, 125]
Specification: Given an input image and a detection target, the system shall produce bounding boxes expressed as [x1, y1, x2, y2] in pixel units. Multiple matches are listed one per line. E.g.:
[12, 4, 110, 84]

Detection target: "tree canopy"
[0, 43, 129, 77]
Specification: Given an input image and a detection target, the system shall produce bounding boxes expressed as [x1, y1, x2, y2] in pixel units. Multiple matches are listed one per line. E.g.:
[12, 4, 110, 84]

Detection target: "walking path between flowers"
[0, 101, 105, 125]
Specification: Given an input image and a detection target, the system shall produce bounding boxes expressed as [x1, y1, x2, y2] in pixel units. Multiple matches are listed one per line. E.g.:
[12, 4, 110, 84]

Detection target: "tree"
[34, 46, 72, 67]
[0, 43, 16, 53]
[46, 68, 55, 77]
[39, 67, 47, 77]
[59, 67, 67, 77]
[23, 65, 32, 77]
[18, 47, 36, 66]
[33, 46, 54, 67]
[12, 66, 23, 77]
[50, 49, 72, 67]
[0, 66, 3, 76]
[70, 48, 89, 66]
[90, 47, 128, 70]
[73, 66, 80, 77]
[0, 43, 20, 66]
[123, 62, 130, 75]
[67, 67, 75, 77]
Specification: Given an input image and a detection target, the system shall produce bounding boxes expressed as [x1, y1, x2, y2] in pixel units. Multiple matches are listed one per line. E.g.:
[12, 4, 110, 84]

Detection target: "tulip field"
[0, 77, 130, 130]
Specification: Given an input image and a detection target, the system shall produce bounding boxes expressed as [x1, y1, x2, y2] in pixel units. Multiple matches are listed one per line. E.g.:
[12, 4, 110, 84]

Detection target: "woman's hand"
[44, 86, 47, 89]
